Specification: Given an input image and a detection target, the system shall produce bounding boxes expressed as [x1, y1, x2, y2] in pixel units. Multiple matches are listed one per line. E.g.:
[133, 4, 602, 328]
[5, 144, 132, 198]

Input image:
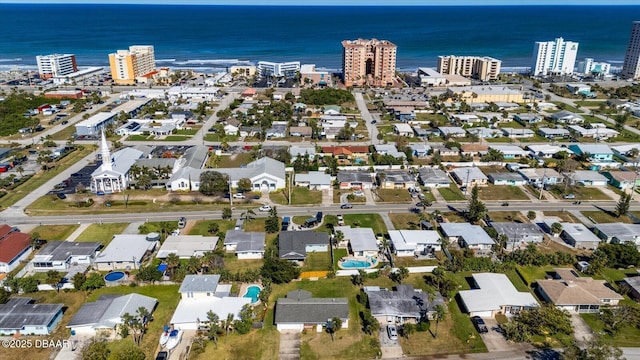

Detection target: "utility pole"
[539, 168, 547, 200]
[228, 178, 233, 207]
[464, 168, 471, 196]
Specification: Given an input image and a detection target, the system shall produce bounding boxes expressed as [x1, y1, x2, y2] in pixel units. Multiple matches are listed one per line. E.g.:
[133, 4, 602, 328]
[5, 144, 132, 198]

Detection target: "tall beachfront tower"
[622, 21, 640, 80]
[531, 37, 579, 76]
[342, 39, 397, 87]
[437, 55, 502, 81]
[108, 45, 156, 85]
[36, 54, 78, 80]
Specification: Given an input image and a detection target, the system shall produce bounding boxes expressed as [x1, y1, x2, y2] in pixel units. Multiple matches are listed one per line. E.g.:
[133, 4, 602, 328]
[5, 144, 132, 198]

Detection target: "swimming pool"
[243, 285, 262, 304]
[104, 271, 126, 282]
[340, 259, 374, 269]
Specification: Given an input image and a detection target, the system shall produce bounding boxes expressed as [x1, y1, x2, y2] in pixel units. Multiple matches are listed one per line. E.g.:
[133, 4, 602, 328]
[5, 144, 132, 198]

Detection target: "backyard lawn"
[343, 213, 387, 235]
[74, 222, 129, 245]
[477, 184, 529, 201]
[438, 184, 466, 201]
[301, 251, 333, 272]
[29, 224, 79, 241]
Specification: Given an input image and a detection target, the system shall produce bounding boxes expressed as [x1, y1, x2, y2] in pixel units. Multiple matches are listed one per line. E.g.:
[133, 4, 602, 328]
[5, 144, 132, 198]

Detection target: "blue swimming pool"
[341, 259, 373, 269]
[243, 285, 262, 304]
[104, 271, 125, 282]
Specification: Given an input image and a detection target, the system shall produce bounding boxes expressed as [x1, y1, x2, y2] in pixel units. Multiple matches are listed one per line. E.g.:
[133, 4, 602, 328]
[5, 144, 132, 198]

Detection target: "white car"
[233, 193, 246, 199]
[259, 205, 272, 212]
[353, 191, 365, 197]
[171, 229, 180, 236]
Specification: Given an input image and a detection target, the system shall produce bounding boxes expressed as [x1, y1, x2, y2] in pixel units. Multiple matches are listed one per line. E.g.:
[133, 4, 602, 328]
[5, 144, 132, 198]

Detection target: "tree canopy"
[298, 88, 354, 105]
[199, 171, 229, 195]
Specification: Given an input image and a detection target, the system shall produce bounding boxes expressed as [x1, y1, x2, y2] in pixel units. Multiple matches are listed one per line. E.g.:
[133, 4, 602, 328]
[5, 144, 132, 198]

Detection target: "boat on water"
[166, 329, 183, 350]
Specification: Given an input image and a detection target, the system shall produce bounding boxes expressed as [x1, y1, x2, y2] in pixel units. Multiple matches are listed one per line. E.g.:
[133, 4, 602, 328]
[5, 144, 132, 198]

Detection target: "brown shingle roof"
[537, 269, 623, 306]
[322, 146, 369, 156]
[0, 228, 31, 263]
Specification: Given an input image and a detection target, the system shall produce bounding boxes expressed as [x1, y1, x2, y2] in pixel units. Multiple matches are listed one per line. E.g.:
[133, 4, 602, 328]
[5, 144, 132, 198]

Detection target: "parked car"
[155, 351, 168, 360]
[171, 229, 180, 236]
[563, 194, 576, 199]
[61, 120, 68, 125]
[178, 217, 186, 228]
[387, 324, 398, 340]
[416, 202, 432, 207]
[471, 316, 488, 334]
[259, 205, 272, 212]
[337, 214, 345, 226]
[340, 203, 353, 209]
[353, 190, 365, 197]
[55, 192, 67, 200]
[233, 193, 246, 199]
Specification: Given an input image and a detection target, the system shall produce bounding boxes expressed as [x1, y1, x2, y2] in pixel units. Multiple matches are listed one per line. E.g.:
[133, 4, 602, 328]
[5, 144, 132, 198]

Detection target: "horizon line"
[2, 1, 640, 6]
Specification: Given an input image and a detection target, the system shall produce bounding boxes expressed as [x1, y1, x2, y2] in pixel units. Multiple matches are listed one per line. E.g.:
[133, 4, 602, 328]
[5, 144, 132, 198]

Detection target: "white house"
[335, 226, 378, 257]
[394, 123, 414, 137]
[294, 171, 332, 190]
[569, 171, 609, 187]
[224, 124, 239, 135]
[223, 230, 265, 259]
[274, 290, 349, 333]
[459, 273, 538, 318]
[94, 234, 158, 271]
[488, 172, 527, 186]
[388, 230, 441, 257]
[440, 223, 494, 255]
[30, 241, 101, 271]
[156, 235, 218, 259]
[560, 223, 601, 249]
[0, 298, 64, 336]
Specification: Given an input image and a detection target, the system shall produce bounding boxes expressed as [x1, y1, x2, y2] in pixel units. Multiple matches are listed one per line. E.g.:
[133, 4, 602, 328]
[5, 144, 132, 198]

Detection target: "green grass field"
[343, 213, 387, 236]
[478, 184, 529, 201]
[75, 222, 130, 245]
[438, 184, 466, 201]
[29, 224, 79, 241]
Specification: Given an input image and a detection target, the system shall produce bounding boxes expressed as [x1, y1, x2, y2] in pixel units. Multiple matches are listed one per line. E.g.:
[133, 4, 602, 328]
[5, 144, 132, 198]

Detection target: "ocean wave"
[174, 59, 253, 65]
[0, 64, 37, 71]
[156, 59, 177, 62]
[0, 58, 22, 62]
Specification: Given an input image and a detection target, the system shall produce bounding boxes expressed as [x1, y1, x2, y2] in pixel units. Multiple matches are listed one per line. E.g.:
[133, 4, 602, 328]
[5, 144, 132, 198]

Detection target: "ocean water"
[0, 4, 639, 72]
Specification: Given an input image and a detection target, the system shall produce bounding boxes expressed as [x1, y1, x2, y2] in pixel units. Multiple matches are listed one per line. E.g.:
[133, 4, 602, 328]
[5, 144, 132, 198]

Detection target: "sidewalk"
[65, 223, 91, 242]
[379, 212, 396, 231]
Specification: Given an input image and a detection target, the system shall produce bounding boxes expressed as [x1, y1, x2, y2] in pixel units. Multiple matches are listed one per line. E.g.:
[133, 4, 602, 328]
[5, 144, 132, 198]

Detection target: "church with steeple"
[90, 131, 145, 194]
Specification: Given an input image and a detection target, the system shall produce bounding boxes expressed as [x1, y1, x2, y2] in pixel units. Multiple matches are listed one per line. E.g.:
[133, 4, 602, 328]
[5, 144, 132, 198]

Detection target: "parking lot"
[54, 163, 99, 194]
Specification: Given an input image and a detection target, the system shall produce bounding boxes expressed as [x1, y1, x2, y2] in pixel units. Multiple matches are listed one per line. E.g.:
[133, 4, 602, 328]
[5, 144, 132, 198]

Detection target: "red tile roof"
[322, 146, 370, 156]
[0, 228, 31, 264]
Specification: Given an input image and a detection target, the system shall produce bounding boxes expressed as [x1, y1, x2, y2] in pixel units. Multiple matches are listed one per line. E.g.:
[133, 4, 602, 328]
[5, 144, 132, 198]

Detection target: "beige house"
[447, 86, 524, 103]
[537, 268, 623, 313]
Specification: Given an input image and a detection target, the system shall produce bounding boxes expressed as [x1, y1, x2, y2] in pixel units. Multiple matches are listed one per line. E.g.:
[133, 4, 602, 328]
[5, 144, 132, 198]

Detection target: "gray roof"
[274, 290, 349, 325]
[95, 234, 157, 264]
[459, 273, 538, 313]
[295, 171, 331, 186]
[488, 172, 526, 182]
[623, 277, 640, 295]
[179, 275, 221, 293]
[135, 157, 177, 169]
[278, 231, 330, 260]
[0, 298, 63, 331]
[183, 145, 209, 169]
[592, 223, 640, 242]
[569, 144, 613, 155]
[335, 226, 378, 252]
[562, 223, 601, 243]
[337, 171, 373, 184]
[450, 167, 488, 182]
[67, 293, 157, 329]
[377, 171, 414, 183]
[417, 168, 451, 184]
[440, 223, 494, 245]
[290, 146, 316, 157]
[224, 230, 265, 253]
[571, 170, 609, 183]
[34, 241, 101, 262]
[490, 222, 544, 243]
[366, 285, 445, 318]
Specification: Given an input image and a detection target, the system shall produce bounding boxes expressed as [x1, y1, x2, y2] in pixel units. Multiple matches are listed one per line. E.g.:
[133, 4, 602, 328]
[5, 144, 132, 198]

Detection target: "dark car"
[416, 202, 432, 207]
[178, 217, 187, 229]
[471, 316, 488, 333]
[155, 351, 168, 360]
[61, 120, 69, 125]
[340, 203, 353, 209]
[56, 192, 67, 200]
[316, 211, 323, 222]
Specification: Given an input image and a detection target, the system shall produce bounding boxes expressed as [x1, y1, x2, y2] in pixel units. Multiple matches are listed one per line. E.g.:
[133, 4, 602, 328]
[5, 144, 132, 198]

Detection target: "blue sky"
[1, 0, 638, 5]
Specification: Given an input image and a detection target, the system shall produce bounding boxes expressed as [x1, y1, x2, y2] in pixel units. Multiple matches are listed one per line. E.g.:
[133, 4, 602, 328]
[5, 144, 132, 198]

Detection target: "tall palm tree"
[165, 253, 180, 277]
[433, 304, 447, 337]
[186, 257, 201, 274]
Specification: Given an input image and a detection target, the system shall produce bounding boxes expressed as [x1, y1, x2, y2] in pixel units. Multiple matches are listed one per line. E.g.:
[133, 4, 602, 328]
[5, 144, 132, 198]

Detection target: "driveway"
[379, 325, 403, 359]
[479, 319, 513, 352]
[571, 313, 594, 344]
[279, 331, 300, 360]
[168, 329, 197, 360]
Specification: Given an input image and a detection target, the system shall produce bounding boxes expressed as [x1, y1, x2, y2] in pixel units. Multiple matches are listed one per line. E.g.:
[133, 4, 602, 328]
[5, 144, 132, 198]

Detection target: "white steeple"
[100, 130, 112, 172]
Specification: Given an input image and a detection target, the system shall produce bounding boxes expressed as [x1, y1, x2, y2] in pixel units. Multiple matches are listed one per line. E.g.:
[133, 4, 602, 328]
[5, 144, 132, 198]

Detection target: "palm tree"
[15, 166, 24, 178]
[165, 253, 180, 277]
[433, 304, 447, 337]
[240, 209, 256, 222]
[206, 311, 221, 347]
[136, 174, 152, 190]
[186, 257, 201, 274]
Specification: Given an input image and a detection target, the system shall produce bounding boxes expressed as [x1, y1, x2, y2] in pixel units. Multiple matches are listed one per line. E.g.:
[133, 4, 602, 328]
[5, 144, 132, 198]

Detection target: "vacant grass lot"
[0, 146, 96, 209]
[291, 187, 323, 205]
[188, 219, 236, 236]
[581, 211, 633, 224]
[549, 185, 611, 201]
[388, 212, 422, 230]
[477, 184, 529, 201]
[208, 152, 253, 168]
[74, 222, 129, 245]
[543, 211, 580, 223]
[438, 184, 466, 201]
[29, 224, 79, 241]
[582, 313, 640, 347]
[374, 188, 412, 203]
[343, 213, 387, 235]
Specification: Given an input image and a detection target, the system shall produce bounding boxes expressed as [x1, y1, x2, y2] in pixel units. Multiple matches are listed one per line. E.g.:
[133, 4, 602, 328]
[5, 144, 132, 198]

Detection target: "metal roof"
[178, 275, 221, 293]
[366, 285, 445, 319]
[33, 241, 101, 262]
[224, 230, 265, 253]
[388, 230, 440, 251]
[334, 226, 377, 252]
[440, 223, 494, 245]
[156, 235, 218, 259]
[0, 298, 63, 331]
[278, 231, 329, 260]
[94, 234, 157, 264]
[274, 290, 349, 324]
[459, 273, 538, 313]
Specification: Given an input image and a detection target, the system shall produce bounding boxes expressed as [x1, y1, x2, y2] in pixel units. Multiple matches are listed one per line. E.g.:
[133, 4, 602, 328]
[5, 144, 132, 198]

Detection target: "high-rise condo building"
[622, 21, 640, 79]
[36, 54, 78, 80]
[437, 56, 501, 81]
[108, 45, 156, 85]
[578, 58, 611, 76]
[257, 61, 301, 78]
[531, 37, 579, 76]
[342, 38, 396, 87]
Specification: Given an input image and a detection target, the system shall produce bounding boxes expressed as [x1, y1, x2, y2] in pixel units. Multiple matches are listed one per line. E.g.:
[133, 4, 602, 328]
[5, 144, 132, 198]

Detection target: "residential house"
[537, 268, 623, 313]
[290, 146, 316, 160]
[374, 144, 406, 160]
[603, 171, 640, 190]
[266, 124, 287, 139]
[517, 168, 562, 187]
[394, 123, 414, 137]
[278, 232, 330, 262]
[409, 144, 431, 158]
[459, 273, 538, 318]
[488, 172, 527, 186]
[621, 277, 640, 302]
[335, 226, 378, 257]
[0, 298, 64, 336]
[413, 127, 429, 139]
[323, 105, 341, 115]
[29, 241, 101, 272]
[365, 285, 446, 324]
[551, 110, 584, 124]
[561, 223, 601, 249]
[388, 230, 441, 257]
[289, 126, 312, 138]
[527, 144, 571, 158]
[568, 144, 614, 162]
[224, 124, 239, 136]
[535, 102, 557, 111]
[451, 113, 480, 124]
[94, 234, 158, 271]
[336, 171, 374, 189]
[514, 113, 543, 126]
[438, 126, 467, 138]
[322, 146, 369, 163]
[223, 230, 265, 259]
[274, 290, 349, 333]
[416, 168, 451, 188]
[460, 144, 488, 157]
[294, 171, 332, 190]
[376, 171, 416, 189]
[538, 127, 571, 139]
[501, 128, 535, 139]
[450, 167, 488, 188]
[611, 144, 640, 159]
[569, 170, 609, 187]
[467, 127, 502, 139]
[489, 145, 529, 159]
[490, 222, 544, 246]
[156, 235, 218, 259]
[239, 126, 261, 138]
[591, 223, 640, 245]
[439, 223, 495, 254]
[170, 274, 251, 330]
[0, 225, 35, 273]
[432, 144, 460, 156]
[67, 294, 157, 336]
[568, 126, 619, 141]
